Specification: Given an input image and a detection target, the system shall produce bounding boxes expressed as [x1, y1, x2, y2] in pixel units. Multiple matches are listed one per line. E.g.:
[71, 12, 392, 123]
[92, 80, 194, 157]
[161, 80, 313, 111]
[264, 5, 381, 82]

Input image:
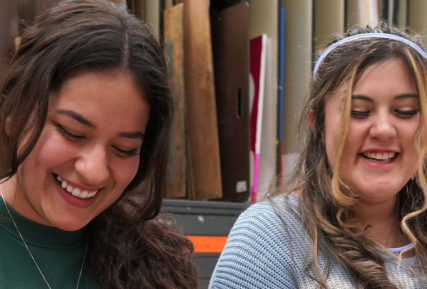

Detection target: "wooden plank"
[211, 2, 250, 202]
[0, 0, 18, 77]
[164, 0, 173, 10]
[164, 3, 186, 198]
[179, 0, 222, 199]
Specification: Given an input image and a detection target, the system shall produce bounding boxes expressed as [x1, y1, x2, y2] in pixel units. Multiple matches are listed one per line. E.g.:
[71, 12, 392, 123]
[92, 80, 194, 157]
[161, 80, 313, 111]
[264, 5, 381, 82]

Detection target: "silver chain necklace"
[0, 183, 87, 289]
[384, 216, 396, 248]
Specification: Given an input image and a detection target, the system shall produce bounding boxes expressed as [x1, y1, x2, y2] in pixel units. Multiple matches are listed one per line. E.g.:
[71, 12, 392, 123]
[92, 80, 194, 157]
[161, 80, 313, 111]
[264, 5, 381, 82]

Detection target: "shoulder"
[233, 194, 305, 239]
[223, 194, 305, 252]
[209, 194, 306, 289]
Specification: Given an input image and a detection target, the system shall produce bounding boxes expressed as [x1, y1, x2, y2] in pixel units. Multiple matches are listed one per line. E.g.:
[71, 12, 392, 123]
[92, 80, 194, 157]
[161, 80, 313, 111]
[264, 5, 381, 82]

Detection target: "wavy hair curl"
[274, 23, 427, 288]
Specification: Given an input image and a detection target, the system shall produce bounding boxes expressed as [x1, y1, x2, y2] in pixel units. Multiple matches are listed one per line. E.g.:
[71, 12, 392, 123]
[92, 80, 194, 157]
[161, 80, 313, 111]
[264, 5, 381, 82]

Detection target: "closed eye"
[113, 147, 140, 157]
[56, 125, 85, 141]
[395, 110, 418, 117]
[351, 110, 370, 118]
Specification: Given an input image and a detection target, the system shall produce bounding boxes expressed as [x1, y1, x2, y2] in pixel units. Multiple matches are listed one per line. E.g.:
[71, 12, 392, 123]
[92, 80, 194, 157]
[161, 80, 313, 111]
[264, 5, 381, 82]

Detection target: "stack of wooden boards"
[128, 0, 287, 202]
[162, 0, 250, 202]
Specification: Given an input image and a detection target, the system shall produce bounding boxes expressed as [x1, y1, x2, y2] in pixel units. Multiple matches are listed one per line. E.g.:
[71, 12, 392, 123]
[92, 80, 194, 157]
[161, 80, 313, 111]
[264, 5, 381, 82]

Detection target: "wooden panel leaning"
[164, 3, 186, 198]
[0, 0, 18, 77]
[176, 0, 223, 200]
[211, 2, 250, 202]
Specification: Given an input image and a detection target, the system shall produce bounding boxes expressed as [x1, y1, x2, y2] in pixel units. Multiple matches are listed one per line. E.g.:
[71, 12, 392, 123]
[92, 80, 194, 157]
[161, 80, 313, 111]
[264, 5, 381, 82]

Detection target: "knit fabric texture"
[209, 195, 424, 289]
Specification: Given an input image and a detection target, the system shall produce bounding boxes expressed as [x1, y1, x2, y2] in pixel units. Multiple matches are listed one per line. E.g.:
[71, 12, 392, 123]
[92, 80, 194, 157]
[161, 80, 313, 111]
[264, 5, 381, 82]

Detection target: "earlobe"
[308, 109, 315, 132]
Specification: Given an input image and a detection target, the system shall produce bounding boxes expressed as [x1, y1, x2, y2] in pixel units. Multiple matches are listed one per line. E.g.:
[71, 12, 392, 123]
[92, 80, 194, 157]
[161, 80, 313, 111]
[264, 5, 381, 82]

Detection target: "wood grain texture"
[164, 0, 173, 10]
[179, 0, 222, 199]
[164, 3, 186, 198]
[211, 2, 250, 202]
[0, 0, 18, 77]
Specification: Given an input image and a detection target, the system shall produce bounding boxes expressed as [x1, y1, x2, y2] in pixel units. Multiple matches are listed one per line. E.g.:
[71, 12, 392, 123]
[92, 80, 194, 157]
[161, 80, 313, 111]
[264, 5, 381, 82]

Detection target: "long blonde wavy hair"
[274, 23, 427, 288]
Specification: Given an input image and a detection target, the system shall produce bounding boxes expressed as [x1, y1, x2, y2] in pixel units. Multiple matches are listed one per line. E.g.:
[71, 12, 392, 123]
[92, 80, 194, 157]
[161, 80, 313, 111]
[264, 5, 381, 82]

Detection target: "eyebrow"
[352, 94, 419, 102]
[55, 109, 145, 140]
[117, 131, 145, 140]
[56, 109, 95, 128]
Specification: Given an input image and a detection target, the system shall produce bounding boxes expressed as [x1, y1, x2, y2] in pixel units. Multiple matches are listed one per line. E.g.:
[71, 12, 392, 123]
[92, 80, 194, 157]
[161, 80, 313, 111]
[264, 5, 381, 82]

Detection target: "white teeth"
[56, 176, 98, 199]
[72, 188, 80, 197]
[362, 152, 396, 162]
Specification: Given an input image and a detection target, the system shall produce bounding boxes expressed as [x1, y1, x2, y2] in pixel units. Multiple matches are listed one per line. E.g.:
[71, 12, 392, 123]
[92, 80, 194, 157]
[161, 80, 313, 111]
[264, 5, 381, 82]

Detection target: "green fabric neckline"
[0, 198, 87, 248]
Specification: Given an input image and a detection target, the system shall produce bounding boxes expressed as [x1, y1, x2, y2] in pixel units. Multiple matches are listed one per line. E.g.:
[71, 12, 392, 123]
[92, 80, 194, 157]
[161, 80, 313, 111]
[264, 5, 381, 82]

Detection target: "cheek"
[324, 117, 341, 169]
[403, 123, 419, 164]
[112, 158, 140, 188]
[324, 136, 336, 168]
[34, 133, 77, 166]
[20, 130, 70, 170]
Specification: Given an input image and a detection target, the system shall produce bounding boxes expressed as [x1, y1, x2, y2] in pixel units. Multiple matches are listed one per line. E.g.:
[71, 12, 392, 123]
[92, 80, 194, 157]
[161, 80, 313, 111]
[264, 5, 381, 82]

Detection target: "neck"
[353, 197, 396, 227]
[353, 196, 401, 247]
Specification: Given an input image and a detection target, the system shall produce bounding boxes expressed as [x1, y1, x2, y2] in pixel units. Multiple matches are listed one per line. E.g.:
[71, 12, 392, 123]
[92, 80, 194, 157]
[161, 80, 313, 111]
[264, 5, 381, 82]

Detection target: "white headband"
[313, 33, 427, 77]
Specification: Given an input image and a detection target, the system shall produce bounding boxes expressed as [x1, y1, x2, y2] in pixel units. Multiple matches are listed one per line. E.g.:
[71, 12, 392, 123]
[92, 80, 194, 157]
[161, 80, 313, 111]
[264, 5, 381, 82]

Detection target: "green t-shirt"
[0, 199, 98, 289]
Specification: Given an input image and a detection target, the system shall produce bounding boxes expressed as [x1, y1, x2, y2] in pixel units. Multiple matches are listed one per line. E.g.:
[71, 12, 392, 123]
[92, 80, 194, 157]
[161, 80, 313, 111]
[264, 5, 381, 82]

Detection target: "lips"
[361, 151, 397, 163]
[55, 175, 98, 200]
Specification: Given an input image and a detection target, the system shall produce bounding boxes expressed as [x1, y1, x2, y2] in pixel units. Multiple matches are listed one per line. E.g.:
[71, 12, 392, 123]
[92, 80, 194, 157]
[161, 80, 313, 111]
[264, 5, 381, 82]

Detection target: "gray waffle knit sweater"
[209, 195, 425, 288]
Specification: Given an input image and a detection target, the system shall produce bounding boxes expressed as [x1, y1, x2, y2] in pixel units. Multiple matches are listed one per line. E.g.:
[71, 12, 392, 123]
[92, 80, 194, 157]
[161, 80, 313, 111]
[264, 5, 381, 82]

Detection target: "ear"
[308, 109, 315, 132]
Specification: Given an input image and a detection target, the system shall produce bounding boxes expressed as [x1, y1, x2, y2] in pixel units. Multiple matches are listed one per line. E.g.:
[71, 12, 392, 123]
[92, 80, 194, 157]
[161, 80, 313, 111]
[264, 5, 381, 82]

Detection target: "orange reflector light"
[186, 236, 228, 253]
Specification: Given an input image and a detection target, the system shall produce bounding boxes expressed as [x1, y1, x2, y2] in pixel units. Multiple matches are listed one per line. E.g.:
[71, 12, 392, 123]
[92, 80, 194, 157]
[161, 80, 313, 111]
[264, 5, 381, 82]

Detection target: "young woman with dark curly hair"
[0, 1, 197, 288]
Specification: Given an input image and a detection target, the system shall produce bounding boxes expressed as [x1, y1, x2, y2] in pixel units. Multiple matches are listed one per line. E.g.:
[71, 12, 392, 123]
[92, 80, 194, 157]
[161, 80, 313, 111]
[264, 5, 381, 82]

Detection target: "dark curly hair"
[0, 0, 197, 288]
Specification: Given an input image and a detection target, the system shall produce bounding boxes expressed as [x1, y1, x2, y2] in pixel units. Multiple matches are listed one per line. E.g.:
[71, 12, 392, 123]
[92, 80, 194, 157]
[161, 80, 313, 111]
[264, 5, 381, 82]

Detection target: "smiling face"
[324, 58, 420, 205]
[4, 70, 150, 231]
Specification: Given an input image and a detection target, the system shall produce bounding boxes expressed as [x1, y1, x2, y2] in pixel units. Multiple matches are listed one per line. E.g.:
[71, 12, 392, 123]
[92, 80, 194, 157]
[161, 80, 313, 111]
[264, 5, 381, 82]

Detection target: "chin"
[358, 189, 398, 203]
[50, 216, 91, 231]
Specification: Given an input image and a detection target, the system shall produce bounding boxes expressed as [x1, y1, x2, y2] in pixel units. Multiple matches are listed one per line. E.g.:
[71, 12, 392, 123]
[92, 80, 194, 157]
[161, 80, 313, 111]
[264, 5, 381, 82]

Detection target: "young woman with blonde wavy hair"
[210, 23, 427, 288]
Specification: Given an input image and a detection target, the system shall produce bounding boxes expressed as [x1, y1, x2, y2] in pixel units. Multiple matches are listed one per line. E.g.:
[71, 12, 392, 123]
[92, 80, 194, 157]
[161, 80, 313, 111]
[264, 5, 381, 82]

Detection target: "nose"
[75, 144, 109, 186]
[369, 112, 396, 141]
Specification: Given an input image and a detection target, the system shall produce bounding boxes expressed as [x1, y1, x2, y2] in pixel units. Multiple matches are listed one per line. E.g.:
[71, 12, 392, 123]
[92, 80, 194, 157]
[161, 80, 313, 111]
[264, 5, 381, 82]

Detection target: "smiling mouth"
[361, 152, 397, 163]
[54, 174, 98, 200]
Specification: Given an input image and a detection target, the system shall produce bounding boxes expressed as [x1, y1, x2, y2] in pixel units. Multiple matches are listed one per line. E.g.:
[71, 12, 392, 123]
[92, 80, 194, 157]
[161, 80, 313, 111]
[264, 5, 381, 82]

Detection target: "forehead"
[52, 70, 144, 104]
[49, 70, 150, 130]
[326, 58, 417, 104]
[352, 58, 416, 97]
